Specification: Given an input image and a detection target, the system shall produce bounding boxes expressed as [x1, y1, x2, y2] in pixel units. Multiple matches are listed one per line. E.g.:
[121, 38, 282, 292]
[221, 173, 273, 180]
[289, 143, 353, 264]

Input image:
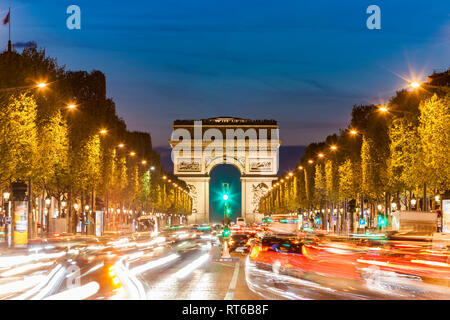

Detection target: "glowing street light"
[318, 153, 325, 158]
[330, 145, 337, 151]
[349, 129, 358, 135]
[378, 105, 389, 113]
[99, 129, 108, 135]
[129, 151, 136, 156]
[150, 166, 155, 171]
[141, 160, 147, 165]
[162, 176, 167, 180]
[66, 104, 76, 110]
[3, 192, 10, 200]
[410, 81, 421, 89]
[298, 165, 304, 170]
[37, 82, 47, 88]
[118, 143, 125, 148]
[308, 159, 314, 164]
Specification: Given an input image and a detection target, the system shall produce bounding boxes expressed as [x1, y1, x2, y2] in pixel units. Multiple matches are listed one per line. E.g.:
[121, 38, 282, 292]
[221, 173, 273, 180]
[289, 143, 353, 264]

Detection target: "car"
[227, 233, 253, 252]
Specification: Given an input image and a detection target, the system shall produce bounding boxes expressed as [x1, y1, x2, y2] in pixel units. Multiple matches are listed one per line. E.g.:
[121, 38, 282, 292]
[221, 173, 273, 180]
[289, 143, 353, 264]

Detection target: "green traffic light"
[222, 194, 229, 201]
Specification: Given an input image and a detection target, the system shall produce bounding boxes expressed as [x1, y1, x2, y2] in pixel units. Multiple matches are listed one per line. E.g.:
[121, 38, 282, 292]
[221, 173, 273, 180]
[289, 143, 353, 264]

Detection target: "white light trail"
[131, 254, 180, 275]
[172, 254, 210, 279]
[44, 281, 100, 300]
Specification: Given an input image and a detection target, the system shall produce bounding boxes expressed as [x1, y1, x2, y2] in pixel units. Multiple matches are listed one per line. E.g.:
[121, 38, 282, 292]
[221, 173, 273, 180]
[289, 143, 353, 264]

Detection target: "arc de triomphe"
[169, 117, 280, 224]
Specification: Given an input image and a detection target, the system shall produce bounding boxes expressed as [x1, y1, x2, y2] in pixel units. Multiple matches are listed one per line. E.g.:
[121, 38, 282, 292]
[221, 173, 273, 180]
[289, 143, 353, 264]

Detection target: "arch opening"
[209, 164, 241, 223]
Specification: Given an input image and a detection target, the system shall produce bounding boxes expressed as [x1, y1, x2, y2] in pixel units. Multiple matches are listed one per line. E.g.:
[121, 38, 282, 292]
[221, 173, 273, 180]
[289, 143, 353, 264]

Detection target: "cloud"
[13, 41, 36, 48]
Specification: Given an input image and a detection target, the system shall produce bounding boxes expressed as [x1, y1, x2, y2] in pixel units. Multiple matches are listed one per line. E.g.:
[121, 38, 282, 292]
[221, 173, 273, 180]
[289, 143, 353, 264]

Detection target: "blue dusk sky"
[1, 0, 449, 147]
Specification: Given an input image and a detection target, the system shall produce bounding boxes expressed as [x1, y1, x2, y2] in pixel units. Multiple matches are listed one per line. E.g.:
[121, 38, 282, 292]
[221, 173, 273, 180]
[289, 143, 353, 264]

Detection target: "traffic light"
[377, 215, 386, 227]
[222, 194, 229, 201]
[223, 227, 231, 237]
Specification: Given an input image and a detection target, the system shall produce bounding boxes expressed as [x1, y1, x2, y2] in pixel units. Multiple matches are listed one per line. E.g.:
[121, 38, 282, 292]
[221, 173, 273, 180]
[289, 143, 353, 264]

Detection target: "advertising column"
[442, 199, 450, 233]
[14, 201, 28, 246]
[95, 210, 103, 236]
[11, 181, 28, 247]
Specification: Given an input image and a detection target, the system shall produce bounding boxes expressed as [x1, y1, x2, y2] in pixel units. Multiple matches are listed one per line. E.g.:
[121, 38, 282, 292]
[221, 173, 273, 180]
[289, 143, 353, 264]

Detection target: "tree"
[418, 94, 450, 192]
[314, 163, 326, 206]
[0, 92, 38, 185]
[36, 110, 70, 197]
[325, 159, 339, 202]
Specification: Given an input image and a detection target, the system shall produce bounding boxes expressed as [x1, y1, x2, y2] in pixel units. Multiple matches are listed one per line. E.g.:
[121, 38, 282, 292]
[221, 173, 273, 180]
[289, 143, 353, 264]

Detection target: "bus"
[263, 214, 301, 235]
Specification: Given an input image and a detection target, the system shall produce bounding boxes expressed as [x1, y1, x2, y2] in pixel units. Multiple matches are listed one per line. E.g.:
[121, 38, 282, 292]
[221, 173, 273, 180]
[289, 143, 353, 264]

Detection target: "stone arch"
[205, 156, 245, 176]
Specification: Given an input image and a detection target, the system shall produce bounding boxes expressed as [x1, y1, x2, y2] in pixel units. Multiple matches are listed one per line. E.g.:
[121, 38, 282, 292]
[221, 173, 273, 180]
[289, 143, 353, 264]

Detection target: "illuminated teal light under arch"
[209, 164, 241, 223]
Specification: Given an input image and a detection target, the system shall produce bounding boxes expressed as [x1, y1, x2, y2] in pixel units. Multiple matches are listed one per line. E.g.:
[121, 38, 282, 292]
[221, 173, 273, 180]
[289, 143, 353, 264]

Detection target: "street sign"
[5, 217, 10, 224]
[85, 221, 90, 226]
[359, 218, 366, 226]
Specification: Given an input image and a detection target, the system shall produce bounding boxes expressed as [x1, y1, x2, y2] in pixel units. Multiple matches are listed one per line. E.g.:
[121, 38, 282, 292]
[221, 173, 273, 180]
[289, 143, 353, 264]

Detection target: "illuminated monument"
[169, 117, 281, 224]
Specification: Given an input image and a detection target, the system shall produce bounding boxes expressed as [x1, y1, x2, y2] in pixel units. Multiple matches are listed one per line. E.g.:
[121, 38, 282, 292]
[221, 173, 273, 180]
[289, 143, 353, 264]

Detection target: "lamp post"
[84, 204, 89, 235]
[3, 192, 11, 247]
[45, 197, 51, 235]
[74, 203, 79, 233]
[61, 199, 67, 233]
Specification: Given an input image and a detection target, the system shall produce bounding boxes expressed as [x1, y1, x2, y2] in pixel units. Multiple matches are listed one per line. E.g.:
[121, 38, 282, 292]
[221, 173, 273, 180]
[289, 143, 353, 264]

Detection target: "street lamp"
[330, 145, 337, 151]
[298, 165, 304, 170]
[85, 205, 90, 211]
[410, 81, 421, 89]
[150, 166, 155, 171]
[74, 203, 79, 210]
[141, 160, 147, 165]
[349, 129, 358, 135]
[318, 153, 325, 159]
[378, 105, 389, 113]
[118, 143, 125, 148]
[66, 104, 76, 110]
[99, 129, 108, 135]
[3, 192, 10, 201]
[36, 82, 47, 88]
[308, 159, 314, 164]
[129, 151, 136, 156]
